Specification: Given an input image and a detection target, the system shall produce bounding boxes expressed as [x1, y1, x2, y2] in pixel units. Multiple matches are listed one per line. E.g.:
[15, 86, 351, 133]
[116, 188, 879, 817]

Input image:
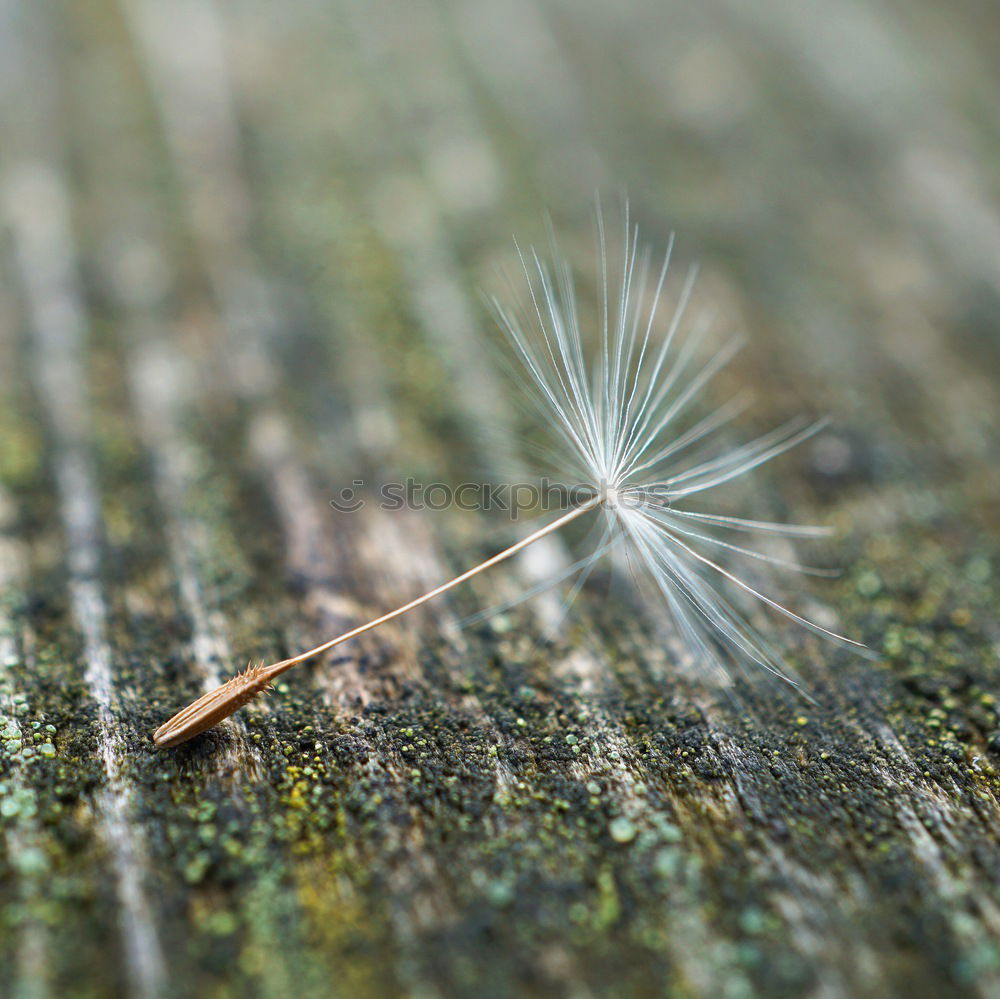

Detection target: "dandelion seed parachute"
[152, 209, 863, 749]
[490, 208, 865, 685]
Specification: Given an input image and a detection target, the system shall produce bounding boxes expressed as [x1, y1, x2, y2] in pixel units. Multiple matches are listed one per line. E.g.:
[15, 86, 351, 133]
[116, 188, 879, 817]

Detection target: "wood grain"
[1, 1, 999, 997]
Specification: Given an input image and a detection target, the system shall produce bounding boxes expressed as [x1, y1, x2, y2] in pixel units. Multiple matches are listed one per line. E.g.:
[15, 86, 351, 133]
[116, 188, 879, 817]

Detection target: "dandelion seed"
[153, 208, 864, 749]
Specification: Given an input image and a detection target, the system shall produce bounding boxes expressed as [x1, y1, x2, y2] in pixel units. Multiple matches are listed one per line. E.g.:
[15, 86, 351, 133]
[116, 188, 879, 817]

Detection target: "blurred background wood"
[1, 1, 999, 997]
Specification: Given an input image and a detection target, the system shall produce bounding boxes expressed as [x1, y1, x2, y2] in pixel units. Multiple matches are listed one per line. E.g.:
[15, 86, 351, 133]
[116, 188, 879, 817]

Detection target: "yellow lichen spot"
[287, 781, 308, 810]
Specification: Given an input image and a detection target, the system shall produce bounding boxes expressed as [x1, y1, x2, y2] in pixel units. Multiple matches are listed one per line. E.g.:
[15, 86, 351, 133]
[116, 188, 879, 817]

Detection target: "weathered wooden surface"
[2, 1, 1000, 997]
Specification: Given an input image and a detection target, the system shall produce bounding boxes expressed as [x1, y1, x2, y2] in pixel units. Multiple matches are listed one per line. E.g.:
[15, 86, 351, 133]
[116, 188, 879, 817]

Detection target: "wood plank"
[1, 1, 999, 997]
